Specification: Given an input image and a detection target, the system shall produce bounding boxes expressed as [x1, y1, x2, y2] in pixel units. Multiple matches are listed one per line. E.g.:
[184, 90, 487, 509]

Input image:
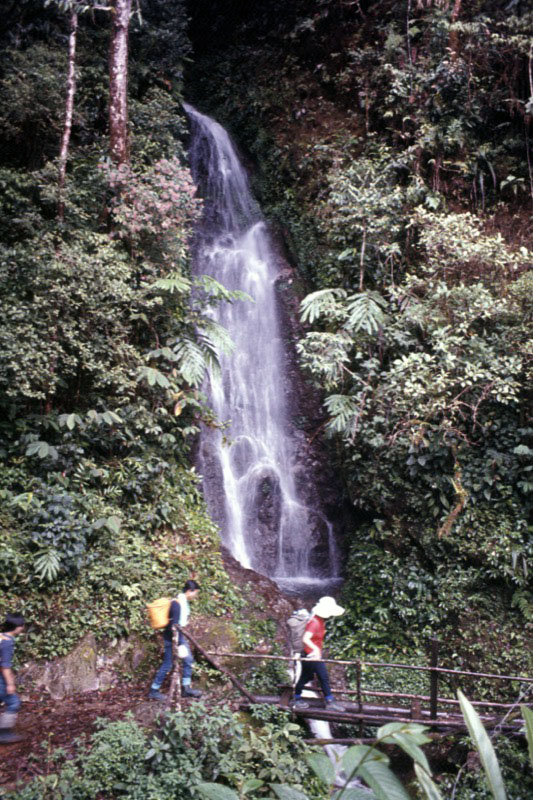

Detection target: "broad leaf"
[101, 410, 123, 425]
[270, 786, 310, 800]
[196, 783, 240, 800]
[357, 760, 412, 800]
[333, 788, 377, 800]
[242, 777, 264, 793]
[387, 732, 431, 773]
[458, 691, 506, 800]
[137, 366, 171, 388]
[521, 705, 533, 770]
[342, 744, 387, 777]
[414, 764, 444, 800]
[306, 752, 335, 786]
[105, 515, 121, 535]
[59, 413, 83, 430]
[26, 441, 57, 459]
[378, 722, 430, 745]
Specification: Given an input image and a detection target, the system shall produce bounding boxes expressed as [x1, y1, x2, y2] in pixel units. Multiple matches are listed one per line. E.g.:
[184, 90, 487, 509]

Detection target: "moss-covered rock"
[19, 634, 151, 699]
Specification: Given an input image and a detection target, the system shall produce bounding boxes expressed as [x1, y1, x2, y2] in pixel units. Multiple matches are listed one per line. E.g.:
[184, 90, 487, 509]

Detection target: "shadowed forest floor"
[0, 682, 151, 792]
[0, 679, 246, 794]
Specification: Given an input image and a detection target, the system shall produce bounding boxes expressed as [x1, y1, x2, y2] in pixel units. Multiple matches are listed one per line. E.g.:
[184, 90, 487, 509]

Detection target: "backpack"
[287, 608, 310, 654]
[146, 597, 172, 630]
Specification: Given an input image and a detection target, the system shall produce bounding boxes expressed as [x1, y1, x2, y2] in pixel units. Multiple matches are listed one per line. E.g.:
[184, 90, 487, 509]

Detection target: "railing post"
[430, 637, 439, 720]
[356, 660, 363, 737]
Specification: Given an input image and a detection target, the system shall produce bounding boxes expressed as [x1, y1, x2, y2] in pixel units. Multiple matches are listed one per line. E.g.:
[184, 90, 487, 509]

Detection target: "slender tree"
[44, 0, 81, 220]
[57, 7, 78, 220]
[48, 1, 111, 220]
[109, 0, 132, 165]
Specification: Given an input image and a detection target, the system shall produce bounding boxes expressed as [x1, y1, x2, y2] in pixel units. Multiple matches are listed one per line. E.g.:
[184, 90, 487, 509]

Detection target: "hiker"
[149, 579, 203, 700]
[291, 596, 345, 711]
[287, 607, 310, 684]
[0, 613, 25, 744]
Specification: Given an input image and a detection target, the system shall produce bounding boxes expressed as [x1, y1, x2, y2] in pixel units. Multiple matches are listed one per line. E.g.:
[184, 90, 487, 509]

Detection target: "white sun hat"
[312, 596, 345, 619]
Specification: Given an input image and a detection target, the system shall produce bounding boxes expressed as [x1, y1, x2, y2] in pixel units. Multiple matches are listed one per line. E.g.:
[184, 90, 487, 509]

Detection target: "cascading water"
[185, 103, 340, 592]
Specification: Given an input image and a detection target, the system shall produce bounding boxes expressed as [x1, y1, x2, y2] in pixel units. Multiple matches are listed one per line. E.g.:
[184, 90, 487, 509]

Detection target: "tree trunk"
[449, 0, 462, 59]
[108, 0, 131, 164]
[58, 10, 78, 221]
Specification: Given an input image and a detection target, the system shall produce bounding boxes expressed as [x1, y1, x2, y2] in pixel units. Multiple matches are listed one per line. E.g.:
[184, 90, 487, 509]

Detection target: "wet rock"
[19, 634, 149, 700]
[221, 547, 299, 618]
[19, 634, 99, 700]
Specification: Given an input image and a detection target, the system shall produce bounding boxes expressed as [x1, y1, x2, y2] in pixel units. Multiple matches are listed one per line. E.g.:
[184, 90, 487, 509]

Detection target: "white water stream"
[185, 103, 340, 593]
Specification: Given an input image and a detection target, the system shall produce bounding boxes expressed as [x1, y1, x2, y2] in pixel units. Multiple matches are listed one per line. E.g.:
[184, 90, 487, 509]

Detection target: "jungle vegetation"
[188, 0, 533, 683]
[0, 0, 532, 797]
[0, 0, 244, 660]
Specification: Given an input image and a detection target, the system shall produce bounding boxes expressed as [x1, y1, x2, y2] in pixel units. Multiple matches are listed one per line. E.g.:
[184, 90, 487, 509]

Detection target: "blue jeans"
[151, 638, 194, 689]
[294, 658, 332, 701]
[0, 674, 21, 715]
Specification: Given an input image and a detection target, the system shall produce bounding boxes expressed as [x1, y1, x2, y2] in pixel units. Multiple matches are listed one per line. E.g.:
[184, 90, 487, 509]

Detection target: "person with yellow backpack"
[0, 613, 25, 744]
[148, 580, 202, 700]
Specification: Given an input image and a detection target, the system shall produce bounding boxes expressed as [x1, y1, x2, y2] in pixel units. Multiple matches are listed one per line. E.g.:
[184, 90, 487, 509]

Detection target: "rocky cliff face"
[273, 239, 352, 570]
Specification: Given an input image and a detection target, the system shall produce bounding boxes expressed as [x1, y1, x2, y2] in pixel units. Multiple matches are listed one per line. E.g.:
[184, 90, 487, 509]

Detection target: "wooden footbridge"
[175, 627, 532, 739]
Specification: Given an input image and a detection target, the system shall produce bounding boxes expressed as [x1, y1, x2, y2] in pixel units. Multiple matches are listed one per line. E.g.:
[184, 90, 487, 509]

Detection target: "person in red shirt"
[292, 596, 344, 711]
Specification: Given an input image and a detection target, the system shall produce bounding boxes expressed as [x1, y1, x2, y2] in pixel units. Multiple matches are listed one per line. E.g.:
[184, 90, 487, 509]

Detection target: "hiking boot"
[325, 700, 345, 712]
[291, 699, 310, 709]
[0, 730, 23, 744]
[148, 689, 166, 701]
[181, 686, 202, 698]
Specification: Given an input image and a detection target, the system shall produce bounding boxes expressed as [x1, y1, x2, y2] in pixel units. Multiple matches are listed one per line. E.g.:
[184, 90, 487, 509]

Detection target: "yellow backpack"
[146, 597, 173, 630]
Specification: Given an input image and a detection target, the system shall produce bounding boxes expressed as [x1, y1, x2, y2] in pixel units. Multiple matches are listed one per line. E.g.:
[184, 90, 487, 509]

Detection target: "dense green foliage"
[6, 704, 315, 800]
[1, 1, 532, 795]
[0, 0, 247, 660]
[188, 0, 533, 683]
[192, 699, 533, 800]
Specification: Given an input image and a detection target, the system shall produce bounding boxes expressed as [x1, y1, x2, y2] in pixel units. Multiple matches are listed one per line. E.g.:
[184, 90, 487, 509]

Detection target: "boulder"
[19, 634, 149, 700]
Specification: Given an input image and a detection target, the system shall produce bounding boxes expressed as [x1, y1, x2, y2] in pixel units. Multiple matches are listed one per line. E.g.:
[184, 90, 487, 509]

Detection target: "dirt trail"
[0, 682, 153, 792]
[1, 556, 334, 794]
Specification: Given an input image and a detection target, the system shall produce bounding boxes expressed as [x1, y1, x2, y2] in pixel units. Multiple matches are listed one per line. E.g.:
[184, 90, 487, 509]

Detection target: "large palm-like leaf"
[458, 690, 507, 800]
[300, 288, 347, 324]
[173, 336, 218, 387]
[344, 291, 388, 335]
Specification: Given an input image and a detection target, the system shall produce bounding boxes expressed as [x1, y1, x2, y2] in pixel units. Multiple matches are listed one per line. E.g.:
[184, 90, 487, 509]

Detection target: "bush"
[6, 705, 314, 800]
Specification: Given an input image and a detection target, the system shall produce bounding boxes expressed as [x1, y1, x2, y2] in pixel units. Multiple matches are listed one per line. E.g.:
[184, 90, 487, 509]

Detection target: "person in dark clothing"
[0, 613, 25, 744]
[291, 596, 345, 711]
[149, 580, 202, 700]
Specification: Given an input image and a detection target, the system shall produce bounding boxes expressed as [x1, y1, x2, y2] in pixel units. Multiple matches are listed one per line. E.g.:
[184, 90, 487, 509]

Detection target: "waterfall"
[185, 103, 340, 592]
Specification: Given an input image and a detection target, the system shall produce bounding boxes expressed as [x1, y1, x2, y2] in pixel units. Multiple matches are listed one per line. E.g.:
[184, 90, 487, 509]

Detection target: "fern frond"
[198, 317, 236, 356]
[34, 548, 61, 582]
[324, 394, 358, 434]
[195, 274, 253, 305]
[174, 338, 213, 387]
[300, 288, 347, 324]
[345, 291, 388, 335]
[152, 271, 191, 294]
